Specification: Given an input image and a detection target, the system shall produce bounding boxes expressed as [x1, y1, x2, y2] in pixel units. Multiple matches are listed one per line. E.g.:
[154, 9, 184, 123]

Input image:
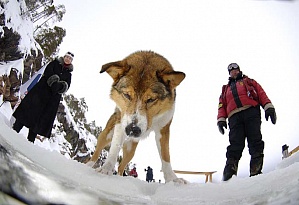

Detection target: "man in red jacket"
[217, 63, 277, 181]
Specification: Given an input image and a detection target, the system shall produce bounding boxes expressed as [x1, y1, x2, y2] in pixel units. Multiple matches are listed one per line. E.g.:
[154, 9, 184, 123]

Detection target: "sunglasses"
[228, 63, 239, 72]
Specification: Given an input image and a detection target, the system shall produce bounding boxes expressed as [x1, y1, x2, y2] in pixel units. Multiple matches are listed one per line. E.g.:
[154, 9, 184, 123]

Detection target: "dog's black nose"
[125, 123, 141, 137]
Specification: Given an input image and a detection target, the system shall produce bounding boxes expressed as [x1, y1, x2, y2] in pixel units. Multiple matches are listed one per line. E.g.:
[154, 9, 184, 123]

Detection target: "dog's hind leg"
[118, 140, 139, 175]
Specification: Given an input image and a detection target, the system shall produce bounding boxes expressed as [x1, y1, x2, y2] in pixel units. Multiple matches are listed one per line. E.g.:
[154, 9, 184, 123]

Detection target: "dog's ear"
[101, 61, 130, 81]
[160, 71, 186, 88]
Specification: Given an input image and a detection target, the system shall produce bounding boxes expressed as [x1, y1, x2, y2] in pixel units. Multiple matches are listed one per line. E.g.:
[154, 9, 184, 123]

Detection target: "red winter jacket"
[217, 75, 273, 121]
[129, 168, 138, 178]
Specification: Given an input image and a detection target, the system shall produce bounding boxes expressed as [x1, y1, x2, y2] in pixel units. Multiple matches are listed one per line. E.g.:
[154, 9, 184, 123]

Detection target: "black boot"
[250, 154, 264, 177]
[222, 158, 239, 181]
[27, 129, 37, 143]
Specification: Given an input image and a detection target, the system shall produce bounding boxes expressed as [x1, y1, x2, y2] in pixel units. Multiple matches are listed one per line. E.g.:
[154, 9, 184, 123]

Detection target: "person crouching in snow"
[129, 167, 138, 178]
[217, 63, 276, 181]
[12, 52, 74, 143]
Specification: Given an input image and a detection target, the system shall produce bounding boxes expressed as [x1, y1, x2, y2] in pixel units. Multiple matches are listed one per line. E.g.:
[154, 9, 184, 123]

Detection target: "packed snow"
[0, 106, 299, 204]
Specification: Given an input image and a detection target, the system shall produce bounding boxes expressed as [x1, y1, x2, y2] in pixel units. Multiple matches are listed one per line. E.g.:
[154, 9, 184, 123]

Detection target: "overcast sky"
[54, 0, 299, 182]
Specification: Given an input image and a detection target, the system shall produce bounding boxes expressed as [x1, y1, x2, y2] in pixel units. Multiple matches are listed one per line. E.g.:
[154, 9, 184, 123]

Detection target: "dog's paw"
[96, 162, 114, 175]
[173, 178, 189, 184]
[164, 170, 188, 184]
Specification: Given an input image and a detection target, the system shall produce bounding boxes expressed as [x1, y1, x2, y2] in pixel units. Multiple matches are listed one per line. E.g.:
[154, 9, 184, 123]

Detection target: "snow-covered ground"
[0, 102, 299, 205]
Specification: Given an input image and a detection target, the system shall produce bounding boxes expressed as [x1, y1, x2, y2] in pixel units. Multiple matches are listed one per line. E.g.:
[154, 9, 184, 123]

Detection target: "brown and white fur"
[86, 51, 186, 183]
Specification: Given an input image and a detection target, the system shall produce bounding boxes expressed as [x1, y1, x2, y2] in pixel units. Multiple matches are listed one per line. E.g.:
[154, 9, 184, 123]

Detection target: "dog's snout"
[125, 123, 141, 137]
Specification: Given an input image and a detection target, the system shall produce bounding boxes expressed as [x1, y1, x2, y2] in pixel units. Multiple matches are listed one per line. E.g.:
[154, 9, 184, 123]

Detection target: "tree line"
[25, 0, 66, 61]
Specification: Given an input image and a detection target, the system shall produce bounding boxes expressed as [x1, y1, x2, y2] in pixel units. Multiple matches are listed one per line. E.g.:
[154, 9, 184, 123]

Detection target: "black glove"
[51, 81, 63, 94]
[265, 108, 276, 124]
[217, 121, 227, 135]
[47, 74, 59, 86]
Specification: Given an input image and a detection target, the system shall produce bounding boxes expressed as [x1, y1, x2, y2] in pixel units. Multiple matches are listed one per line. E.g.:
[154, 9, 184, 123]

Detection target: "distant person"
[217, 63, 276, 181]
[129, 167, 138, 178]
[282, 144, 289, 159]
[12, 52, 74, 143]
[145, 166, 153, 182]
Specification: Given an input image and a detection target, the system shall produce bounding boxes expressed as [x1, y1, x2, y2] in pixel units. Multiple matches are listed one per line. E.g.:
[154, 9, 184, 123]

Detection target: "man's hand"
[265, 108, 277, 124]
[217, 121, 227, 135]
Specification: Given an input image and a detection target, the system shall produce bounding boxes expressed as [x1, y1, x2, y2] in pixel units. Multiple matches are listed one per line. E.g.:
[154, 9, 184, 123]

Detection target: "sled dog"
[87, 51, 186, 183]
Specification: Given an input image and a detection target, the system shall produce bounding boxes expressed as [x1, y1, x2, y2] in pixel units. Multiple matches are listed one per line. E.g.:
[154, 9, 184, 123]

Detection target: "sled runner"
[173, 170, 217, 183]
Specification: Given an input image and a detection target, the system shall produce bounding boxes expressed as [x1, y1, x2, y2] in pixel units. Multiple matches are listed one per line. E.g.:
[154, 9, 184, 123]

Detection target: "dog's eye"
[146, 98, 156, 104]
[123, 93, 131, 100]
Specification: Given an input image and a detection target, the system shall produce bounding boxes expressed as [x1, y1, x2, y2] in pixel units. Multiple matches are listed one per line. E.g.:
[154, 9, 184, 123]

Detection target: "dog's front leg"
[97, 123, 125, 175]
[87, 111, 119, 167]
[157, 122, 188, 184]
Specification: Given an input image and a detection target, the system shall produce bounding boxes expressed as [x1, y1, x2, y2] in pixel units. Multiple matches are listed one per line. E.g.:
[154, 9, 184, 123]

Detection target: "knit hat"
[227, 63, 240, 73]
[64, 51, 74, 59]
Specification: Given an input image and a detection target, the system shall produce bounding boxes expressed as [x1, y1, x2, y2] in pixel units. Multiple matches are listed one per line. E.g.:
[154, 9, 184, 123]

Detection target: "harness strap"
[243, 77, 259, 102]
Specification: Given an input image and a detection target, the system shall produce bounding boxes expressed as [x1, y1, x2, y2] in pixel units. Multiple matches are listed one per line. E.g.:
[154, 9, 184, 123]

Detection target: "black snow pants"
[226, 106, 264, 160]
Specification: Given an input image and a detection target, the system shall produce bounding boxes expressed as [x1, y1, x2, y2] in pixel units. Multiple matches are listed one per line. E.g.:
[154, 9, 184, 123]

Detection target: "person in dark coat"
[217, 63, 276, 181]
[145, 166, 153, 182]
[12, 52, 74, 143]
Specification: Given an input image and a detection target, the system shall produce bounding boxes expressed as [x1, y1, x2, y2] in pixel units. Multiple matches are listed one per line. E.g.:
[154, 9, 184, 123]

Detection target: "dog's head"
[101, 51, 185, 139]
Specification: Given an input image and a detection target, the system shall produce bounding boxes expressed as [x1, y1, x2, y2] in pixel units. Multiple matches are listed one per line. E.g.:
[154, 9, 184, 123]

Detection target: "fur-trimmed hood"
[58, 57, 73, 72]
